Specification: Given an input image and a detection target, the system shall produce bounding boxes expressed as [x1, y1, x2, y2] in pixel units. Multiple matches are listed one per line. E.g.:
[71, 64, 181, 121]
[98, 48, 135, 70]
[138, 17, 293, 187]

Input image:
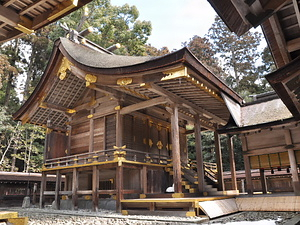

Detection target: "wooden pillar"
[214, 131, 224, 191]
[89, 109, 95, 153]
[285, 129, 300, 195]
[116, 164, 124, 213]
[194, 114, 205, 194]
[39, 172, 46, 209]
[259, 168, 267, 194]
[67, 118, 72, 156]
[141, 165, 148, 194]
[241, 135, 253, 195]
[72, 167, 78, 210]
[92, 166, 99, 211]
[54, 170, 61, 209]
[170, 104, 182, 193]
[116, 109, 123, 147]
[44, 128, 51, 163]
[227, 135, 237, 190]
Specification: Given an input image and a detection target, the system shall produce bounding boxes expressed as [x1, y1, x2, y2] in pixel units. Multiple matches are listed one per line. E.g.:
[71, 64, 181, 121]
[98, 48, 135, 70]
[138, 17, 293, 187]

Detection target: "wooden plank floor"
[236, 196, 300, 211]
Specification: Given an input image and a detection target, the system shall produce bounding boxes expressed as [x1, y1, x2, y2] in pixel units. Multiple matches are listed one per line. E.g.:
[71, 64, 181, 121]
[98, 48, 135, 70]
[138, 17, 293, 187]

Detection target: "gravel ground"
[206, 211, 300, 224]
[1, 207, 299, 224]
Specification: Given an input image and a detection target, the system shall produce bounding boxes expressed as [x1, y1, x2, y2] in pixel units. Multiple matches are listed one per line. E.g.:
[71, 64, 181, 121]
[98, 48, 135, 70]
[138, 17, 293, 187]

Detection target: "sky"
[110, 0, 217, 51]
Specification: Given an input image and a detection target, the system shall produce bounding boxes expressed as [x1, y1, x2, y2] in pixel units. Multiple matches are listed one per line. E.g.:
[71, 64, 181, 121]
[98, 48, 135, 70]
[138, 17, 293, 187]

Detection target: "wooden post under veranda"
[115, 108, 124, 212]
[194, 114, 205, 194]
[170, 104, 182, 193]
[214, 130, 225, 191]
[285, 129, 300, 195]
[227, 135, 237, 190]
[241, 135, 253, 195]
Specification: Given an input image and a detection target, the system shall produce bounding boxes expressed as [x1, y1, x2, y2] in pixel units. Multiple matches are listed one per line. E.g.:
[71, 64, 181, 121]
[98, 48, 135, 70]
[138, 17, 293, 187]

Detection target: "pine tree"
[208, 16, 264, 98]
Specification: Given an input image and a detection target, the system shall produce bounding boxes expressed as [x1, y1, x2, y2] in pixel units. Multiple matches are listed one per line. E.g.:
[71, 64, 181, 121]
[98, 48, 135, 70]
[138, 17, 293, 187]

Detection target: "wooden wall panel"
[295, 150, 300, 164]
[94, 117, 104, 151]
[279, 152, 290, 167]
[259, 154, 270, 168]
[180, 133, 188, 163]
[48, 131, 67, 159]
[250, 156, 260, 169]
[132, 117, 147, 152]
[290, 127, 300, 145]
[270, 153, 280, 167]
[149, 121, 159, 155]
[159, 127, 169, 156]
[123, 115, 133, 149]
[246, 130, 285, 151]
[105, 114, 116, 149]
[71, 121, 89, 155]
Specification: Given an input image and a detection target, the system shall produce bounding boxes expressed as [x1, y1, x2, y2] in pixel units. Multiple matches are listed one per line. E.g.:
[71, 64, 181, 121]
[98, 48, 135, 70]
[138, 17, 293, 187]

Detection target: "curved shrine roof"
[14, 37, 243, 131]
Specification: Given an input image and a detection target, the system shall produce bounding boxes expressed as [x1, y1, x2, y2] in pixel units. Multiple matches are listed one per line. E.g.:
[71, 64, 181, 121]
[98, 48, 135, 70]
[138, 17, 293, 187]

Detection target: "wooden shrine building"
[13, 35, 243, 212]
[207, 0, 300, 196]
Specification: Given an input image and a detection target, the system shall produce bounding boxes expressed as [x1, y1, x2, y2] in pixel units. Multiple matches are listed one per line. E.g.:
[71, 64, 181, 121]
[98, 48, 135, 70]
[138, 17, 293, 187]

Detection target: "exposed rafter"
[144, 82, 226, 125]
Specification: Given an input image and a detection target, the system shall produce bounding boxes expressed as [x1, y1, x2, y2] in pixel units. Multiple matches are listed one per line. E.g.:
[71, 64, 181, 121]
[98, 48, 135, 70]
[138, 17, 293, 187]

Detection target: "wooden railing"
[44, 149, 169, 169]
[188, 160, 218, 183]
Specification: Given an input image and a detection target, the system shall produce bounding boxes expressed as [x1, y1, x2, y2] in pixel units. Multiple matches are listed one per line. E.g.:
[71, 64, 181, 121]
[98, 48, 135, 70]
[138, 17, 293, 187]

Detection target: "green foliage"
[208, 16, 267, 97]
[187, 131, 244, 171]
[57, 0, 152, 56]
[0, 107, 44, 172]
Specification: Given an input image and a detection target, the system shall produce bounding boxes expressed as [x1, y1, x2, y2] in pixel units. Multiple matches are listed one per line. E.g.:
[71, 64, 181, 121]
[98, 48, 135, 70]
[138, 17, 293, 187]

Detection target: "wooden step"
[122, 209, 200, 217]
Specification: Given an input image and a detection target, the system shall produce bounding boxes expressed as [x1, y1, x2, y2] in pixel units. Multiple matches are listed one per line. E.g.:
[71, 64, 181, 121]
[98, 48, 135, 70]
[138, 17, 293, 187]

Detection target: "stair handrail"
[187, 160, 218, 183]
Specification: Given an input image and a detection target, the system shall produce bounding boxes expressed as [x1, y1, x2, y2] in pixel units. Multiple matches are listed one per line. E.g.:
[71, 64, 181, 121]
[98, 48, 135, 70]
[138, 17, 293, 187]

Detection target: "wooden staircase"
[121, 161, 238, 217]
[166, 161, 224, 196]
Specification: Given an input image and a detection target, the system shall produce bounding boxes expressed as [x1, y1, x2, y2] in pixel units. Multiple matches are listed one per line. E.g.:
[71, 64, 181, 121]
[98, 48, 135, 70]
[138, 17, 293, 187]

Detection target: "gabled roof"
[14, 37, 243, 131]
[0, 0, 91, 43]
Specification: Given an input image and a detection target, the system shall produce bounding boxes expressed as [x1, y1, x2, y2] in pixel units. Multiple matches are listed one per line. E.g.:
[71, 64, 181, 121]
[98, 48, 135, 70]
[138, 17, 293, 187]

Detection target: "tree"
[0, 40, 21, 113]
[183, 35, 225, 80]
[145, 44, 170, 56]
[208, 16, 263, 97]
[56, 0, 152, 56]
[0, 107, 44, 172]
[21, 28, 54, 100]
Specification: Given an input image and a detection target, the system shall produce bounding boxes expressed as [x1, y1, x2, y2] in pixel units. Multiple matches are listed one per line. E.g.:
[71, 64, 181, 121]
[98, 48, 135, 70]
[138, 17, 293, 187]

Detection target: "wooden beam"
[92, 166, 99, 212]
[89, 108, 95, 153]
[227, 135, 237, 190]
[0, 28, 9, 37]
[146, 83, 226, 124]
[214, 130, 224, 191]
[0, 5, 19, 27]
[120, 97, 167, 115]
[241, 136, 253, 195]
[116, 164, 124, 213]
[54, 170, 61, 210]
[292, 0, 300, 31]
[39, 102, 73, 115]
[170, 104, 182, 193]
[268, 15, 291, 64]
[116, 108, 123, 148]
[141, 166, 147, 194]
[73, 96, 113, 112]
[3, 0, 17, 7]
[39, 172, 46, 209]
[259, 169, 268, 194]
[71, 167, 78, 210]
[285, 129, 300, 195]
[194, 114, 205, 194]
[287, 37, 300, 52]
